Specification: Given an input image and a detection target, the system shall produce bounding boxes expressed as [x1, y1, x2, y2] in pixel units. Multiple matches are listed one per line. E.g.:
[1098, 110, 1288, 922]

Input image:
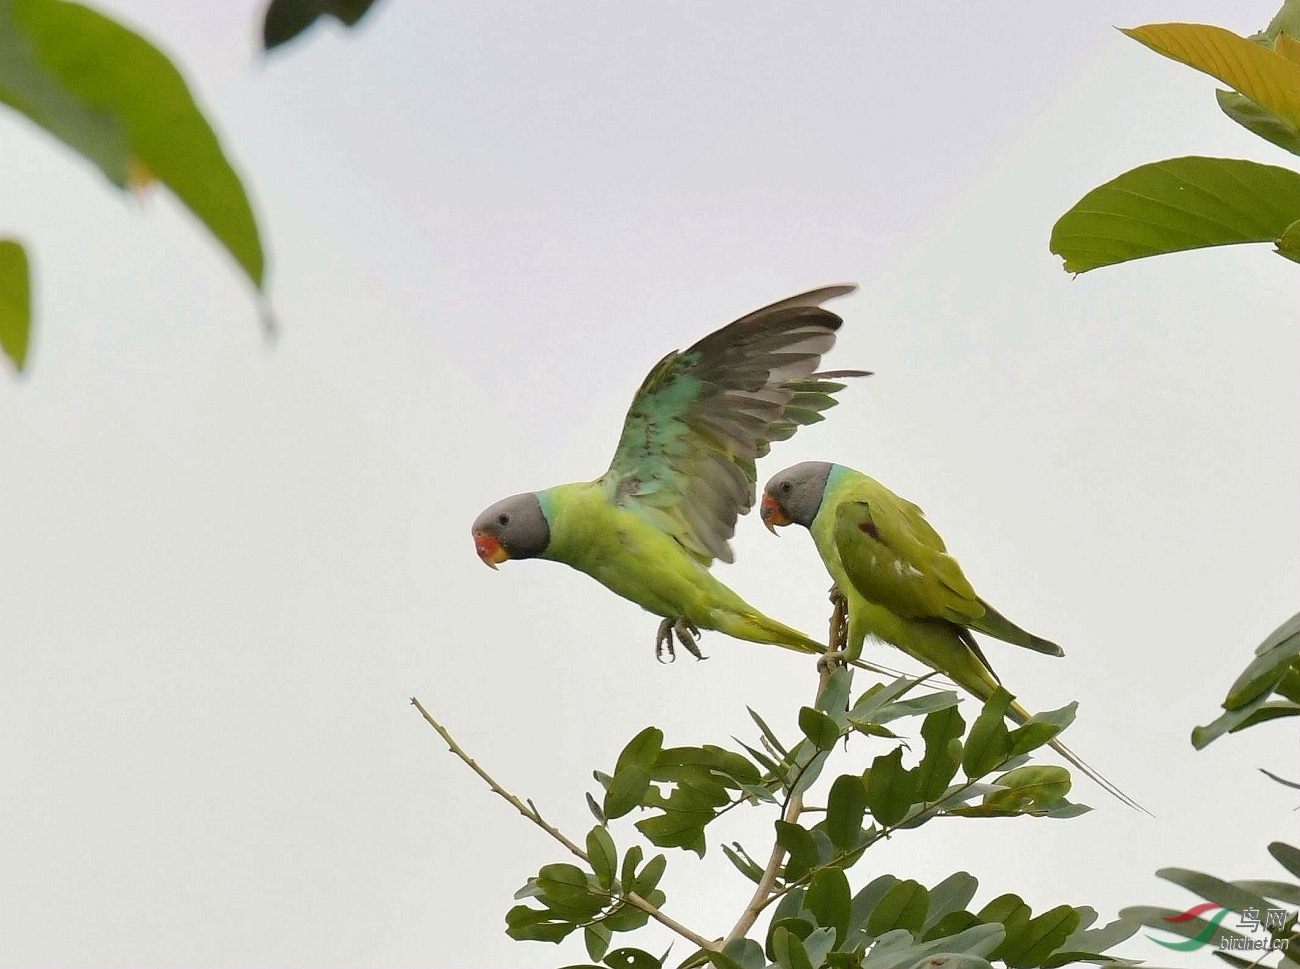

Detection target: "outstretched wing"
[600, 285, 866, 564]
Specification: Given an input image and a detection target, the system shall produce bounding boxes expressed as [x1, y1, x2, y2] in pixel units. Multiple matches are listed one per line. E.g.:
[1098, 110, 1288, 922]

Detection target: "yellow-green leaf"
[1278, 217, 1300, 262]
[1216, 88, 1300, 156]
[1123, 22, 1300, 130]
[1, 0, 264, 289]
[0, 239, 31, 372]
[1051, 156, 1300, 272]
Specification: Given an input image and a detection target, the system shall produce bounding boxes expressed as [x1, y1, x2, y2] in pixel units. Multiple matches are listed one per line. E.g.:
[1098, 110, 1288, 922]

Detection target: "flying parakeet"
[471, 286, 874, 662]
[760, 460, 1143, 810]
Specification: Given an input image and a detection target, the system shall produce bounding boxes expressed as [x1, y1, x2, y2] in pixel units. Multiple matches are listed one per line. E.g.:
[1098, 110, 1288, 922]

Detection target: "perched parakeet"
[760, 461, 1143, 809]
[472, 286, 873, 662]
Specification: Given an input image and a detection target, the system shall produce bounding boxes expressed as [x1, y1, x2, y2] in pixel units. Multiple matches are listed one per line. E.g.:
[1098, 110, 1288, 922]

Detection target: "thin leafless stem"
[723, 596, 845, 946]
[410, 696, 718, 952]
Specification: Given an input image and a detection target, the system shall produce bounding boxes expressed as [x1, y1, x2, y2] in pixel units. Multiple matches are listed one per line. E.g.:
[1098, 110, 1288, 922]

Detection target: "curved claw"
[654, 618, 707, 662]
[655, 619, 677, 664]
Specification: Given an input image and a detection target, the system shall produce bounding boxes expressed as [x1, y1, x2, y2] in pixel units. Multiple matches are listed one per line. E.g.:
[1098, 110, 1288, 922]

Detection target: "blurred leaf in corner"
[0, 239, 31, 372]
[262, 0, 382, 52]
[0, 0, 265, 301]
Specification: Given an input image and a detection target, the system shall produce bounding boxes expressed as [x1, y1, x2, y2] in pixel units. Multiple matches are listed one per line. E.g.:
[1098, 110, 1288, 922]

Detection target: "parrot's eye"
[780, 481, 792, 494]
[498, 513, 510, 527]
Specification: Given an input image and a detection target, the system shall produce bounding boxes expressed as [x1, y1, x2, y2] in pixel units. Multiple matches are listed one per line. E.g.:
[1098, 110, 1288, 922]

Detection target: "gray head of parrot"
[763, 461, 834, 528]
[471, 492, 550, 567]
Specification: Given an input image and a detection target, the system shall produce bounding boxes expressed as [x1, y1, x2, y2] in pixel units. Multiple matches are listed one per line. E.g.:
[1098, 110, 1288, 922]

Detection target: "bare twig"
[410, 696, 718, 953]
[723, 599, 844, 946]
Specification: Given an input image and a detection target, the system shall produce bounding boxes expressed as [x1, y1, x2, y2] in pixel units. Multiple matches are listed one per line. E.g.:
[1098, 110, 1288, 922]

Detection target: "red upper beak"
[760, 493, 790, 534]
[473, 531, 510, 569]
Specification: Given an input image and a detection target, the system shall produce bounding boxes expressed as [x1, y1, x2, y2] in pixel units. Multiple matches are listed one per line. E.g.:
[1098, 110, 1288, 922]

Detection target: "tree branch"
[410, 696, 718, 953]
[722, 594, 846, 946]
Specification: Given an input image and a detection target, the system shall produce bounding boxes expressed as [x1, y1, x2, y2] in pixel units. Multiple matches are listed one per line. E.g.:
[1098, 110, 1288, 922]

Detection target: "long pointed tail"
[1047, 736, 1151, 816]
[1008, 699, 1149, 814]
[724, 610, 910, 678]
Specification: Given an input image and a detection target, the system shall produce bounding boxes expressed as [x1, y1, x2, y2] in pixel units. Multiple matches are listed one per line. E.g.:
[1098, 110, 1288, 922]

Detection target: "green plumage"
[786, 463, 1143, 810]
[812, 464, 1061, 705]
[474, 285, 870, 658]
[537, 484, 823, 652]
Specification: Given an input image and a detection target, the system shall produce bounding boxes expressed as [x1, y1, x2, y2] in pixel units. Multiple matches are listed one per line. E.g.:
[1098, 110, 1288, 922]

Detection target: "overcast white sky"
[2, 2, 1297, 967]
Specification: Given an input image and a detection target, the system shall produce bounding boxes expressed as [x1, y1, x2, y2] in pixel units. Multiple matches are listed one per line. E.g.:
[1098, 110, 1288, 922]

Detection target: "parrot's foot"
[828, 584, 846, 607]
[655, 618, 706, 663]
[817, 649, 850, 674]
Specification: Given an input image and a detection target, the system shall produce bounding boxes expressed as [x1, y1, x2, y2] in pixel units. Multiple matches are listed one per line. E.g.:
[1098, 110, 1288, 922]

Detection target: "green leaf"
[1155, 867, 1275, 920]
[770, 926, 814, 969]
[605, 727, 662, 818]
[0, 239, 31, 372]
[923, 872, 980, 932]
[1217, 89, 1300, 156]
[722, 843, 764, 886]
[0, 6, 129, 182]
[537, 863, 605, 921]
[1225, 612, 1300, 709]
[773, 887, 809, 926]
[805, 868, 852, 943]
[864, 748, 917, 826]
[1123, 23, 1300, 130]
[506, 903, 578, 943]
[1054, 911, 1138, 960]
[604, 948, 667, 969]
[600, 903, 651, 934]
[262, 0, 381, 51]
[1193, 686, 1300, 748]
[866, 879, 929, 937]
[924, 910, 982, 942]
[604, 769, 652, 820]
[1007, 703, 1076, 757]
[658, 745, 763, 788]
[620, 845, 643, 894]
[847, 874, 896, 941]
[915, 706, 964, 800]
[849, 674, 932, 726]
[983, 766, 1072, 813]
[615, 726, 663, 772]
[776, 821, 819, 883]
[585, 922, 613, 962]
[1271, 842, 1300, 880]
[962, 689, 1014, 780]
[720, 939, 766, 969]
[748, 707, 790, 759]
[816, 667, 853, 720]
[634, 809, 710, 856]
[631, 853, 667, 899]
[799, 707, 840, 751]
[1051, 156, 1300, 272]
[999, 904, 1080, 968]
[874, 690, 962, 724]
[825, 774, 868, 851]
[1236, 879, 1300, 906]
[2, 0, 266, 289]
[587, 826, 617, 891]
[802, 927, 835, 968]
[1120, 904, 1244, 951]
[979, 893, 1032, 964]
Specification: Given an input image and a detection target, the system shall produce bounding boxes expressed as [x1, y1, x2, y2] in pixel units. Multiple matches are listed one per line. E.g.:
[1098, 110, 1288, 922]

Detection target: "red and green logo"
[1148, 903, 1232, 950]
